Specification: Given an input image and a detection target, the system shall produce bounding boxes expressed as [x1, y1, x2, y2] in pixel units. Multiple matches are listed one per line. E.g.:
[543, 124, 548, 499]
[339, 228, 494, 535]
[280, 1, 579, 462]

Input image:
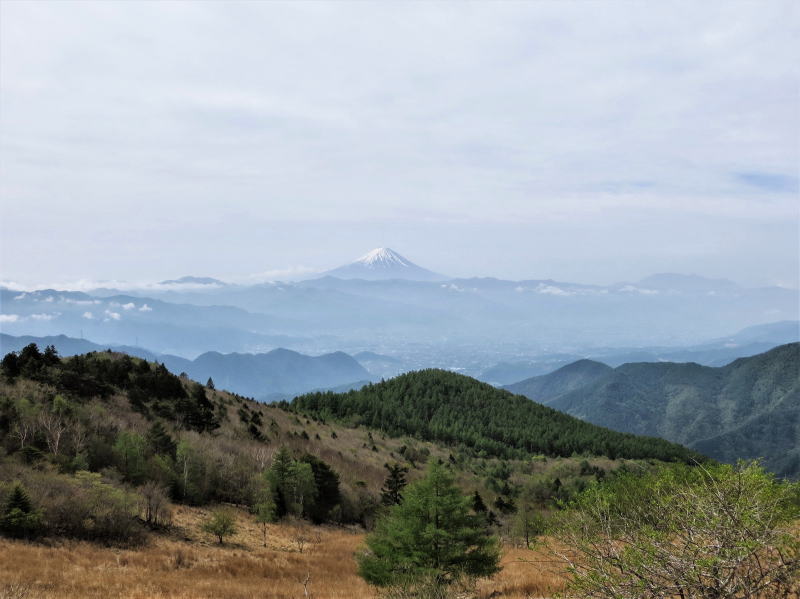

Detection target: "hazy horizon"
[2, 1, 798, 289]
[1, 244, 799, 293]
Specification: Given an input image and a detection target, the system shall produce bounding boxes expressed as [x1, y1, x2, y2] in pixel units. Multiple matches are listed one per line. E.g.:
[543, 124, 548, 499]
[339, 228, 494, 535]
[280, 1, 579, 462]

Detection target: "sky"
[1, 1, 798, 289]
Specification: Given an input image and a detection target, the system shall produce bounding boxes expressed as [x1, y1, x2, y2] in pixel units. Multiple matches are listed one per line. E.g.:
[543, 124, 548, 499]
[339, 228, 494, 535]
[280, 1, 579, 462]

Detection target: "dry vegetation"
[0, 505, 567, 599]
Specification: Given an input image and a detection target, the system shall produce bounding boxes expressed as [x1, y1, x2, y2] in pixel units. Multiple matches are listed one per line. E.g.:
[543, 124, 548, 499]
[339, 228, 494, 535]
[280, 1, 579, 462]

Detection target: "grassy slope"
[0, 505, 566, 599]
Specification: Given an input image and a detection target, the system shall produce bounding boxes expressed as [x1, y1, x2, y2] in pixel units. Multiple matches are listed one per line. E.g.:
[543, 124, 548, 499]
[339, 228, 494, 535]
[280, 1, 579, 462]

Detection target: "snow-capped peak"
[318, 248, 446, 281]
[355, 248, 413, 268]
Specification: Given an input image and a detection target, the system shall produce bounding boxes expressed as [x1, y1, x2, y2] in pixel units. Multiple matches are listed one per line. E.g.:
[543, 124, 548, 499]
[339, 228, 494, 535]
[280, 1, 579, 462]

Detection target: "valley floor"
[0, 505, 566, 599]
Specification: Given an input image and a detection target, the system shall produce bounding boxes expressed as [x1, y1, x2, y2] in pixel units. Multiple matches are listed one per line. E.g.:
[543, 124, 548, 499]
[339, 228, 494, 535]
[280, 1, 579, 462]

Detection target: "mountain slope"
[179, 348, 371, 398]
[290, 369, 702, 463]
[504, 359, 612, 400]
[320, 248, 446, 281]
[521, 344, 800, 477]
[0, 333, 370, 399]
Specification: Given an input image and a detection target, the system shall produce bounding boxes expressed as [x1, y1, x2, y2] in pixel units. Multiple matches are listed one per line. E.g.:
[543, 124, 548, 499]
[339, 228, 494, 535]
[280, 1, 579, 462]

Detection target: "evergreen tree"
[42, 345, 60, 366]
[266, 447, 294, 517]
[472, 490, 487, 513]
[380, 463, 409, 506]
[184, 383, 218, 432]
[301, 454, 341, 523]
[146, 421, 177, 459]
[358, 461, 501, 586]
[0, 483, 42, 538]
[1, 352, 20, 379]
[206, 377, 215, 389]
[254, 494, 277, 547]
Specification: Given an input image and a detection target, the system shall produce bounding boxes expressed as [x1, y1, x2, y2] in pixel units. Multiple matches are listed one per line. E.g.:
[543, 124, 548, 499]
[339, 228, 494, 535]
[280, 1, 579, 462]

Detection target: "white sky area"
[1, 1, 798, 288]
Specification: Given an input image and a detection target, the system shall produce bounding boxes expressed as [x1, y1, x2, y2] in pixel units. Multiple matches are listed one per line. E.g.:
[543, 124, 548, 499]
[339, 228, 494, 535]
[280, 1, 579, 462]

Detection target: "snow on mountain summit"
[355, 248, 413, 268]
[319, 248, 446, 281]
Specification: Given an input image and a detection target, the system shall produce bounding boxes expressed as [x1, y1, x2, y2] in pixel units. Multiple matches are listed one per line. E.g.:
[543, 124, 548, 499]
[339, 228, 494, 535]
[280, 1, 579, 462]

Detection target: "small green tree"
[358, 461, 501, 587]
[286, 461, 316, 517]
[254, 495, 277, 547]
[380, 463, 409, 506]
[0, 484, 42, 538]
[266, 446, 294, 517]
[113, 431, 147, 484]
[202, 509, 236, 544]
[512, 484, 546, 548]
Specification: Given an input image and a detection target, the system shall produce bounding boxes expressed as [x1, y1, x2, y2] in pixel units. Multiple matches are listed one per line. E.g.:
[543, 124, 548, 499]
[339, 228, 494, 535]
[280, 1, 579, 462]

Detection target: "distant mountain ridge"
[504, 359, 612, 399]
[482, 320, 800, 385]
[505, 343, 800, 477]
[0, 333, 371, 400]
[178, 348, 370, 399]
[319, 248, 446, 281]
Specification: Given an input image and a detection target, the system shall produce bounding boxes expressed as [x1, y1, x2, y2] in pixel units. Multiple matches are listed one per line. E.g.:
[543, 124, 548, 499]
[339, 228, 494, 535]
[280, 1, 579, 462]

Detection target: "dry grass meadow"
[0, 504, 566, 599]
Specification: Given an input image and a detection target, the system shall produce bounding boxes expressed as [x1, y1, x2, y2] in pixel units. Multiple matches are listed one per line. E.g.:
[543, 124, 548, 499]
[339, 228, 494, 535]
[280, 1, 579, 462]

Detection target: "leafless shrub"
[138, 481, 172, 529]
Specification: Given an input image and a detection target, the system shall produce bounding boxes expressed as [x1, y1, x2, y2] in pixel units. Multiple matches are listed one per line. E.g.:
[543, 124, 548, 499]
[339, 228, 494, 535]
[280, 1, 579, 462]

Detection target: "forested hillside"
[0, 344, 672, 549]
[289, 369, 703, 463]
[508, 343, 800, 477]
[504, 359, 612, 400]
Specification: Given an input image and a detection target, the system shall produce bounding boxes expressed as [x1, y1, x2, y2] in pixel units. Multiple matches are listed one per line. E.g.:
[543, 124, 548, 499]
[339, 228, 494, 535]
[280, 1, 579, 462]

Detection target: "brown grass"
[0, 505, 567, 599]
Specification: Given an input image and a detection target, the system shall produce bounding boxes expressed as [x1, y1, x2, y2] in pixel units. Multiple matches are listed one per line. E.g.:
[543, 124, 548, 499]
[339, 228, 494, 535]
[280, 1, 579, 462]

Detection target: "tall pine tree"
[358, 461, 500, 586]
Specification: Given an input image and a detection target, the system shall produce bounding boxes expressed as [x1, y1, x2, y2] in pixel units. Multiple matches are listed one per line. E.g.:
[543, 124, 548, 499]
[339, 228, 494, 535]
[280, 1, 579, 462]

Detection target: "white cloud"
[31, 312, 58, 321]
[121, 302, 136, 310]
[536, 284, 575, 297]
[104, 310, 121, 321]
[139, 303, 152, 312]
[64, 298, 101, 305]
[82, 311, 94, 319]
[0, 314, 20, 323]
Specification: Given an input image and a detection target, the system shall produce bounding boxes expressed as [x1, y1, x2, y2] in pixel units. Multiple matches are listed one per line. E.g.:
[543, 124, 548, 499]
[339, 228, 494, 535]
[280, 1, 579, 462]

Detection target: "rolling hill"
[171, 348, 370, 399]
[505, 343, 800, 477]
[290, 369, 702, 463]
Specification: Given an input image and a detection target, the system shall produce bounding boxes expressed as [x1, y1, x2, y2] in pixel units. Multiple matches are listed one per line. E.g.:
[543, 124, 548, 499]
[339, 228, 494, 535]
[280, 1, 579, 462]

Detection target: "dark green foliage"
[493, 495, 515, 515]
[263, 448, 343, 523]
[0, 484, 42, 538]
[182, 383, 218, 432]
[1, 351, 20, 379]
[301, 453, 341, 523]
[291, 369, 701, 463]
[146, 422, 177, 459]
[380, 463, 409, 506]
[358, 461, 501, 586]
[472, 490, 487, 513]
[266, 447, 293, 518]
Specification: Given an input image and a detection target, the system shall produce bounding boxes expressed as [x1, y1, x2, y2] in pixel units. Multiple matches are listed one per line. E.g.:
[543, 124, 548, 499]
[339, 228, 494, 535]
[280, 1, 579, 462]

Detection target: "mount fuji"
[320, 248, 446, 281]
